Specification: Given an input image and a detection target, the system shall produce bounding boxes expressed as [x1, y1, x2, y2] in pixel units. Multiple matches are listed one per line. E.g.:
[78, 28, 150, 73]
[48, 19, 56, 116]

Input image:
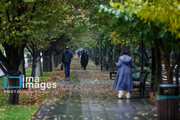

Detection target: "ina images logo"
[4, 75, 57, 93]
[4, 75, 22, 88]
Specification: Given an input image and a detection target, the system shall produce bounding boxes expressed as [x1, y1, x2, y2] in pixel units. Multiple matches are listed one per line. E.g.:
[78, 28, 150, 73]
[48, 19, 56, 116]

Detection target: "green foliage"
[69, 25, 96, 50]
[109, 0, 180, 41]
[23, 0, 36, 2]
[0, 0, 73, 49]
[98, 2, 180, 53]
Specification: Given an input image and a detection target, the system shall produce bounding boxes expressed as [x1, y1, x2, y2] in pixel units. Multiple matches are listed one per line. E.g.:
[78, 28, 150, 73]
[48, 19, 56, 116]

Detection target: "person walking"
[62, 46, 73, 78]
[112, 50, 136, 99]
[78, 50, 81, 58]
[81, 50, 89, 70]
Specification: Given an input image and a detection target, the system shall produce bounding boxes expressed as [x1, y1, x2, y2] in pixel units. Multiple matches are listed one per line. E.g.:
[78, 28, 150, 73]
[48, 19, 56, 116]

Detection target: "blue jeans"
[64, 62, 70, 77]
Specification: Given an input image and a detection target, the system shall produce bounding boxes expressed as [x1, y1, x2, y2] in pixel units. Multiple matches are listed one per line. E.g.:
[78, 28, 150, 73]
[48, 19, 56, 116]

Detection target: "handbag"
[61, 64, 63, 70]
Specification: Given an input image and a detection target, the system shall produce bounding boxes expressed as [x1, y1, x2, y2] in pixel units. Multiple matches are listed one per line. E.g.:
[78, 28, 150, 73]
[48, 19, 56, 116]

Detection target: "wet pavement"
[32, 57, 157, 120]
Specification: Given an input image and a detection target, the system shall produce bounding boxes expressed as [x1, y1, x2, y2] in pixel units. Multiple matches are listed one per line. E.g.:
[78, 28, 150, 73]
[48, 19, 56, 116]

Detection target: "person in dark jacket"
[62, 46, 73, 78]
[112, 50, 136, 99]
[78, 50, 81, 58]
[81, 50, 89, 70]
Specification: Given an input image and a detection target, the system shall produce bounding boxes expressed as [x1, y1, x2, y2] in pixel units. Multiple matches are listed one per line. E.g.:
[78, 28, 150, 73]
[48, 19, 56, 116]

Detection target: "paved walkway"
[32, 57, 157, 120]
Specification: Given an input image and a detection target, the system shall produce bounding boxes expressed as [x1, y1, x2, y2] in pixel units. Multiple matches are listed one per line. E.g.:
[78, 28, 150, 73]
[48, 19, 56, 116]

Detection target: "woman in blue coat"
[112, 51, 136, 98]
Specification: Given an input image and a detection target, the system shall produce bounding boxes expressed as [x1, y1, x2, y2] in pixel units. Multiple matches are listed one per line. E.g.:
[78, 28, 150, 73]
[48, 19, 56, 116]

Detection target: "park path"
[32, 56, 157, 120]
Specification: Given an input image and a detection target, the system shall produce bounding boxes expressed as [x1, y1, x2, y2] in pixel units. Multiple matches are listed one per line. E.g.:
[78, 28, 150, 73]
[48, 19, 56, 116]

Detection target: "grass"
[0, 105, 38, 120]
[26, 64, 52, 77]
[0, 65, 61, 120]
[0, 77, 4, 89]
[26, 67, 32, 77]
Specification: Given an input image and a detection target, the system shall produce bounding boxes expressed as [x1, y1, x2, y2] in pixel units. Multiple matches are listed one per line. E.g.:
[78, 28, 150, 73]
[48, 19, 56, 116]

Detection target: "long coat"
[81, 53, 89, 67]
[112, 55, 136, 91]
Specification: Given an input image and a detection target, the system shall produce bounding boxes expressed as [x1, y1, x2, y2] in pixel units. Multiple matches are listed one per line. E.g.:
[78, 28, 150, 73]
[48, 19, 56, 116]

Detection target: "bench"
[101, 63, 109, 71]
[110, 68, 118, 80]
[132, 71, 149, 98]
[109, 69, 149, 98]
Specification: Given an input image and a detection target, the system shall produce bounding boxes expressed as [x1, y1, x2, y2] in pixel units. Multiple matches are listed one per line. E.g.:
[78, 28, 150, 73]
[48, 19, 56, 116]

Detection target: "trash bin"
[157, 84, 180, 120]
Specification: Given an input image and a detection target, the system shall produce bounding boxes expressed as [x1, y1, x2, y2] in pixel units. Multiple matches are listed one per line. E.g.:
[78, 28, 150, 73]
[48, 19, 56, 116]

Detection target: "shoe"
[118, 91, 123, 99]
[126, 92, 131, 99]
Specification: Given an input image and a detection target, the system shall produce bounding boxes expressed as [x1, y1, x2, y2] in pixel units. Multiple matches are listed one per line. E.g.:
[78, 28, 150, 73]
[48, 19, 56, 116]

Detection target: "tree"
[108, 0, 180, 84]
[0, 0, 73, 104]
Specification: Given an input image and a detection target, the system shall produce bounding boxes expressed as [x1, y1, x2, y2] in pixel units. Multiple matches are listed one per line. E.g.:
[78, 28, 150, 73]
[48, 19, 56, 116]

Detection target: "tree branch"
[0, 50, 9, 70]
[0, 62, 7, 75]
[26, 45, 34, 56]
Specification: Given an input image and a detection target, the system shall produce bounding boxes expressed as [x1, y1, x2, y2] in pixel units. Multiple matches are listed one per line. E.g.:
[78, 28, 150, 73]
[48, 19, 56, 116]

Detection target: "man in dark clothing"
[78, 50, 81, 58]
[81, 50, 89, 70]
[62, 46, 73, 78]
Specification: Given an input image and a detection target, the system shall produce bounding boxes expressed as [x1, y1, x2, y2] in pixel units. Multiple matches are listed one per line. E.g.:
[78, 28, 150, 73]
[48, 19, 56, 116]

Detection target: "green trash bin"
[157, 84, 180, 120]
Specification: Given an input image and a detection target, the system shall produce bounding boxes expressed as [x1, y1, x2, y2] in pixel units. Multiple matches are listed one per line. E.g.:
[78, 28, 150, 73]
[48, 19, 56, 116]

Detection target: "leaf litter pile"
[48, 62, 118, 105]
[0, 66, 62, 107]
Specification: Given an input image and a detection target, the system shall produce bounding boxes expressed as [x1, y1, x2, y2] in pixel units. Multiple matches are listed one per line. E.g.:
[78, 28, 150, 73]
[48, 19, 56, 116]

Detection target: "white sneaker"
[118, 91, 123, 99]
[126, 92, 131, 99]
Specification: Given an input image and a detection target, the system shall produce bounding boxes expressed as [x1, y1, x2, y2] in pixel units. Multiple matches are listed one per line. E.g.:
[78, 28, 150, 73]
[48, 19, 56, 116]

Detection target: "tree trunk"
[59, 50, 63, 64]
[0, 44, 25, 104]
[19, 56, 25, 77]
[56, 51, 60, 67]
[53, 52, 59, 68]
[58, 52, 61, 64]
[8, 78, 20, 104]
[100, 41, 103, 67]
[154, 46, 162, 90]
[114, 46, 117, 62]
[35, 55, 42, 77]
[140, 40, 144, 72]
[56, 54, 60, 66]
[43, 49, 52, 72]
[52, 54, 55, 70]
[31, 52, 42, 77]
[31, 54, 37, 77]
[54, 55, 57, 68]
[151, 48, 156, 92]
[8, 47, 23, 105]
[19, 52, 26, 88]
[158, 39, 173, 84]
[109, 45, 114, 70]
[166, 69, 173, 84]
